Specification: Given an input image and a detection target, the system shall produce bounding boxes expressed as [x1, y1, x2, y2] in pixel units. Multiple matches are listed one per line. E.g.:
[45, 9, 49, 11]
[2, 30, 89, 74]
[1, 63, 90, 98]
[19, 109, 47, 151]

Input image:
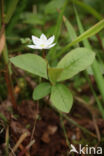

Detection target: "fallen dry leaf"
[41, 132, 50, 143]
[41, 125, 58, 143]
[47, 125, 58, 135]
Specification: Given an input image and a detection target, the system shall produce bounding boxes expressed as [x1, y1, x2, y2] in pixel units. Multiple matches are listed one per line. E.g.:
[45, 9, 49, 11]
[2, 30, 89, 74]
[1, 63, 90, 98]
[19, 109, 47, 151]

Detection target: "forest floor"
[0, 82, 104, 156]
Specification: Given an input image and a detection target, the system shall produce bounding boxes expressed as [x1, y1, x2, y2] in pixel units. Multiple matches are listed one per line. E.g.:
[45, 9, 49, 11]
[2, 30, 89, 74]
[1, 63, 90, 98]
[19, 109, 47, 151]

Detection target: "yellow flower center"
[40, 44, 45, 48]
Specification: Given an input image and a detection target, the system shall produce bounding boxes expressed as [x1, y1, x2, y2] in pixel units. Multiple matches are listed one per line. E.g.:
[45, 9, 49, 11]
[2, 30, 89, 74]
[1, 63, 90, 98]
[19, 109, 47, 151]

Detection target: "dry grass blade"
[10, 132, 30, 155]
[17, 140, 35, 156]
[5, 126, 9, 155]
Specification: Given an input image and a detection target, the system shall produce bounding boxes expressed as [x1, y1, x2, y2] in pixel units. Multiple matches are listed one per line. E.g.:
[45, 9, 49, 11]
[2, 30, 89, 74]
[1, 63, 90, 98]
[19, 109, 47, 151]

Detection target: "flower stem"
[42, 49, 46, 58]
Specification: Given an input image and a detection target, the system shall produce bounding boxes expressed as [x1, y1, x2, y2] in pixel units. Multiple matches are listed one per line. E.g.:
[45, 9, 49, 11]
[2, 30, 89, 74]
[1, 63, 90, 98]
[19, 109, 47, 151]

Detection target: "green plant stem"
[51, 105, 96, 137]
[61, 113, 96, 138]
[60, 113, 75, 156]
[47, 103, 96, 138]
[30, 102, 39, 142]
[60, 113, 70, 148]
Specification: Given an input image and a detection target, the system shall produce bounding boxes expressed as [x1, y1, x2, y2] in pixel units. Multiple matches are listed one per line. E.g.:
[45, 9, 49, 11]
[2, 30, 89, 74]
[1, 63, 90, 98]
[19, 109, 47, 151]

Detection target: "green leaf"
[10, 54, 48, 79]
[48, 67, 63, 84]
[33, 83, 51, 100]
[57, 47, 95, 81]
[56, 18, 104, 59]
[50, 84, 73, 113]
[69, 18, 104, 46]
[63, 16, 78, 46]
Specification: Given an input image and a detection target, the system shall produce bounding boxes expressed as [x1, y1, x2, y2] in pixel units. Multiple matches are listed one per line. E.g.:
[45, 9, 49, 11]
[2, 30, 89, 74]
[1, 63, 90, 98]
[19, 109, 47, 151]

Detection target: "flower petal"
[47, 35, 55, 45]
[40, 33, 47, 41]
[32, 35, 40, 45]
[47, 43, 56, 49]
[27, 45, 42, 49]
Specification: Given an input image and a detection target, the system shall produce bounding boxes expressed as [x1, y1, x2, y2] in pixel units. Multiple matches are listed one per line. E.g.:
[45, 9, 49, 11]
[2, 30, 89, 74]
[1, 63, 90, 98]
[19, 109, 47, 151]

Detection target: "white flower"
[28, 33, 56, 50]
